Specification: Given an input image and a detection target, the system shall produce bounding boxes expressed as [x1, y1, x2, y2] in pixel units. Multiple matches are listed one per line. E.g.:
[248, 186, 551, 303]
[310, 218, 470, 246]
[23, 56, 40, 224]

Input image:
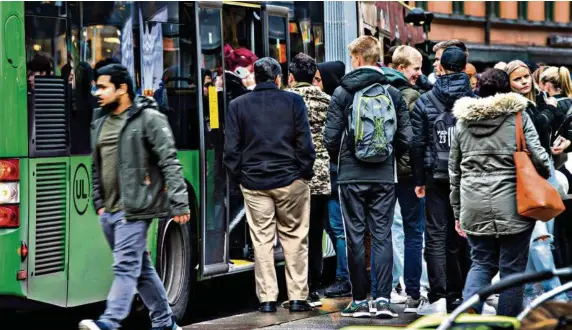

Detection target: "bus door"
[263, 4, 290, 87]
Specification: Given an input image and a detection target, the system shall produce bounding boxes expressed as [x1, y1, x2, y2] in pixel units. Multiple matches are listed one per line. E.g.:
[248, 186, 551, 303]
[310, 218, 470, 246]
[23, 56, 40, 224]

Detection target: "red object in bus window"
[0, 205, 19, 228]
[0, 159, 19, 181]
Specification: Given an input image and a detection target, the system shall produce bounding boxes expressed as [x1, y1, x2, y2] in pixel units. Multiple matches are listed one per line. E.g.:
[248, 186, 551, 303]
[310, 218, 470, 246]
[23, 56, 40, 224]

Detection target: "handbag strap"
[516, 111, 528, 152]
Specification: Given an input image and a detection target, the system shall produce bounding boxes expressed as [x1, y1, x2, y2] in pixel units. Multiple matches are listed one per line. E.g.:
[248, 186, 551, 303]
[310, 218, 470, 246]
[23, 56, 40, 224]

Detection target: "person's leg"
[272, 179, 311, 302]
[339, 183, 369, 302]
[396, 179, 424, 300]
[241, 187, 279, 303]
[463, 235, 499, 314]
[97, 213, 158, 330]
[424, 179, 448, 304]
[498, 226, 534, 317]
[328, 197, 349, 281]
[528, 236, 568, 301]
[391, 201, 404, 291]
[308, 195, 328, 292]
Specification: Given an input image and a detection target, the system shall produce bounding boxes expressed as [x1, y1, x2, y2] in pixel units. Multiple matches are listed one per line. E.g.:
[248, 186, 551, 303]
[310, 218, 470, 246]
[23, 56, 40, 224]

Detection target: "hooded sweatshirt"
[317, 61, 346, 96]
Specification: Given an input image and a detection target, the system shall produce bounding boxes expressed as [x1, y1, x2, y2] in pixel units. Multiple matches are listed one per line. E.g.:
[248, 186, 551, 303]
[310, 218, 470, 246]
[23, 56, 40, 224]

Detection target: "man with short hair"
[381, 45, 426, 312]
[411, 47, 475, 315]
[285, 53, 331, 307]
[324, 35, 412, 319]
[432, 40, 469, 76]
[224, 57, 316, 313]
[80, 64, 190, 330]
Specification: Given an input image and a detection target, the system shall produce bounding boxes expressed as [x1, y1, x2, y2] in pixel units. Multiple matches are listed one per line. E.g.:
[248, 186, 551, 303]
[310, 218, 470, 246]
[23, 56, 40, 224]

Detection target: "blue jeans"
[391, 202, 404, 290]
[99, 211, 172, 330]
[463, 227, 533, 317]
[329, 193, 349, 281]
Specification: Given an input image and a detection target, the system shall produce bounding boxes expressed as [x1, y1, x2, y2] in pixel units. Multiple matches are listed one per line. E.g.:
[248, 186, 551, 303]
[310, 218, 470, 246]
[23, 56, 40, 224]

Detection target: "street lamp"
[405, 7, 434, 55]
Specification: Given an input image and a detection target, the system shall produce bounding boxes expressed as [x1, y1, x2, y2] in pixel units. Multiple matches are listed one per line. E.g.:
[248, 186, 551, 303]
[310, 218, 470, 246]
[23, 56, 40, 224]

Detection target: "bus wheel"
[157, 218, 192, 321]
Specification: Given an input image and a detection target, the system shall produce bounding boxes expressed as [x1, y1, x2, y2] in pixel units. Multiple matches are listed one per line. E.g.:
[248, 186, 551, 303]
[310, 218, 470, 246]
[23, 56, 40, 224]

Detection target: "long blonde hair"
[540, 66, 572, 98]
[504, 60, 536, 104]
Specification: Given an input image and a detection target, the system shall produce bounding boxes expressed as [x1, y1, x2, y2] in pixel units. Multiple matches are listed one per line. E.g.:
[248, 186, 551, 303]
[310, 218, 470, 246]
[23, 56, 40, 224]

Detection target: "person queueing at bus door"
[285, 53, 332, 308]
[224, 57, 316, 313]
[79, 64, 190, 330]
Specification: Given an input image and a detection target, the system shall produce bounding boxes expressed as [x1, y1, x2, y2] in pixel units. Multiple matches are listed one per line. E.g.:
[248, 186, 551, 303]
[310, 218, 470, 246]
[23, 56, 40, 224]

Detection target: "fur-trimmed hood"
[453, 92, 529, 121]
[453, 92, 529, 136]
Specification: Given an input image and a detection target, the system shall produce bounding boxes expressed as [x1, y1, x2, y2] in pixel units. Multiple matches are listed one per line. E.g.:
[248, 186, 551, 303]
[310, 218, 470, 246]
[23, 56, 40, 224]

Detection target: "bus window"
[222, 5, 263, 59]
[268, 15, 288, 87]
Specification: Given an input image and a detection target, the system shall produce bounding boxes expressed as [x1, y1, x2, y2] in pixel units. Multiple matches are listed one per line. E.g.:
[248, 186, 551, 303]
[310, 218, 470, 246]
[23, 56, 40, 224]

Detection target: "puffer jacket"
[323, 67, 412, 184]
[411, 73, 475, 186]
[286, 82, 331, 195]
[449, 93, 551, 236]
[382, 67, 420, 178]
[92, 96, 190, 220]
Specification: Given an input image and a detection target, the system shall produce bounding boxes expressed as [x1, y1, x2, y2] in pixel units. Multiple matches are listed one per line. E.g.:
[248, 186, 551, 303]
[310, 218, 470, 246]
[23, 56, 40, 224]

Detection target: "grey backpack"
[347, 83, 397, 163]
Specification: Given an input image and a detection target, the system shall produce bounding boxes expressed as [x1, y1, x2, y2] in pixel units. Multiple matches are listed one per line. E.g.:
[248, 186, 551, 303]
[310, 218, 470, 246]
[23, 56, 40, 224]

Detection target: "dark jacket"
[91, 96, 190, 220]
[224, 81, 316, 190]
[382, 67, 421, 178]
[411, 73, 475, 186]
[323, 67, 412, 184]
[450, 93, 550, 236]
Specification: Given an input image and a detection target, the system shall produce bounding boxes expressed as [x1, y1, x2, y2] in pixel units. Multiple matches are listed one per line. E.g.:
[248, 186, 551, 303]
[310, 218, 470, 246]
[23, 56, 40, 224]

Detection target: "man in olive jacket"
[80, 64, 189, 330]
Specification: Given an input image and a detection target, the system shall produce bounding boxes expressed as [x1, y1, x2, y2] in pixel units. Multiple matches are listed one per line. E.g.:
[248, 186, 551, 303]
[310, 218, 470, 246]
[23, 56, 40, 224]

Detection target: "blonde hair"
[504, 60, 536, 103]
[540, 66, 572, 98]
[392, 45, 422, 69]
[348, 36, 381, 65]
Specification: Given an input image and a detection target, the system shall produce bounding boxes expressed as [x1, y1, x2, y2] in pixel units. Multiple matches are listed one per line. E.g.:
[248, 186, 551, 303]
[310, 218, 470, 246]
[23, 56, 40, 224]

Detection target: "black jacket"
[224, 82, 315, 190]
[91, 97, 189, 220]
[323, 67, 412, 184]
[411, 73, 475, 186]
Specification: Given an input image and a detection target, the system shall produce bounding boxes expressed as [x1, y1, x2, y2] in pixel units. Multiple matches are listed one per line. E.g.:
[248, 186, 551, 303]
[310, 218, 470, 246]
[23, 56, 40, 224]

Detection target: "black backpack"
[429, 92, 457, 178]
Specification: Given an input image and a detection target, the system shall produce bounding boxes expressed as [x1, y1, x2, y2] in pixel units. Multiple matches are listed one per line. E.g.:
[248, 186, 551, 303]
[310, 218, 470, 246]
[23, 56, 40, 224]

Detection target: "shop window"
[518, 2, 528, 20]
[452, 2, 464, 15]
[545, 2, 554, 22]
[490, 2, 501, 18]
[417, 1, 428, 11]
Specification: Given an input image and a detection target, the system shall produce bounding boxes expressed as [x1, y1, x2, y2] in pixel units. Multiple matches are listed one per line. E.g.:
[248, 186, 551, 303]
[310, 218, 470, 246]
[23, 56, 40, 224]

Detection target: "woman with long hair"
[540, 66, 572, 116]
[504, 60, 571, 305]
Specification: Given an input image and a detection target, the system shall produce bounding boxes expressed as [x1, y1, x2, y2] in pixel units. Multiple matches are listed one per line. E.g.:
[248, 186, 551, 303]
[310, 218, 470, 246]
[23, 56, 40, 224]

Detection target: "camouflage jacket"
[286, 83, 331, 195]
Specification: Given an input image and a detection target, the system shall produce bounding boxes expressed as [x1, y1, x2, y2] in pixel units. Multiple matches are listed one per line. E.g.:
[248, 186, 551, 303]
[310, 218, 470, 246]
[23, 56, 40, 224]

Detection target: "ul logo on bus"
[73, 163, 90, 215]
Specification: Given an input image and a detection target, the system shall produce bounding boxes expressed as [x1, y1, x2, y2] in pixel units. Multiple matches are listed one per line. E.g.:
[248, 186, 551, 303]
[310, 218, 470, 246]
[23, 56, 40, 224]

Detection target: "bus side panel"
[179, 151, 200, 203]
[66, 156, 113, 307]
[0, 159, 29, 298]
[0, 1, 27, 158]
[27, 157, 70, 307]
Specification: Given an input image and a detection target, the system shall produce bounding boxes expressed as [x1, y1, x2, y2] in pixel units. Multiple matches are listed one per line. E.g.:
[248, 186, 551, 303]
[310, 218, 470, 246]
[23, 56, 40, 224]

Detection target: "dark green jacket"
[449, 93, 551, 236]
[91, 96, 189, 220]
[382, 67, 420, 178]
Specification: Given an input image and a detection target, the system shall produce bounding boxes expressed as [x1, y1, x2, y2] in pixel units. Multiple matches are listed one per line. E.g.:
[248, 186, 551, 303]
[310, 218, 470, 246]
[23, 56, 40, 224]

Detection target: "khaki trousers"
[241, 179, 311, 302]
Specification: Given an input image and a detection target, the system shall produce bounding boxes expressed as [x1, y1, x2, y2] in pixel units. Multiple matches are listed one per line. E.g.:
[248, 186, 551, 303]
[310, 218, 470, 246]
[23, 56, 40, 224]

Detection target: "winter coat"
[411, 73, 475, 186]
[224, 82, 315, 191]
[382, 67, 421, 178]
[323, 66, 412, 184]
[286, 82, 331, 195]
[91, 96, 190, 220]
[449, 93, 551, 236]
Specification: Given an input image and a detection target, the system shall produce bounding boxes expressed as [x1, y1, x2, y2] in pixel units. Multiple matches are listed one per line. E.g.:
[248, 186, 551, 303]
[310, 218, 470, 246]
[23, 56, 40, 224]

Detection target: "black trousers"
[340, 183, 396, 301]
[308, 195, 329, 291]
[425, 178, 470, 303]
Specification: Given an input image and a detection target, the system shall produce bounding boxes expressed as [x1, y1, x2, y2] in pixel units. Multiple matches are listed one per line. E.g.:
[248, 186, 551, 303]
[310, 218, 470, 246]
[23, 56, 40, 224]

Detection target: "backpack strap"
[426, 91, 446, 111]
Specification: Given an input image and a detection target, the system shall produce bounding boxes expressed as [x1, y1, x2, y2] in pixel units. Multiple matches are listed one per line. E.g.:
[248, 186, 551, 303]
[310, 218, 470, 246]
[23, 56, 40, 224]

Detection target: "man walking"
[224, 57, 315, 313]
[411, 46, 475, 315]
[80, 64, 190, 330]
[324, 36, 412, 319]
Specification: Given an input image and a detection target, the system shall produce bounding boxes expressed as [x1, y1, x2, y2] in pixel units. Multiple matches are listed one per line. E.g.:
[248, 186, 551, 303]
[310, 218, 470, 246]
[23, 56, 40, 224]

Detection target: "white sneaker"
[416, 298, 447, 316]
[482, 302, 497, 315]
[391, 288, 407, 304]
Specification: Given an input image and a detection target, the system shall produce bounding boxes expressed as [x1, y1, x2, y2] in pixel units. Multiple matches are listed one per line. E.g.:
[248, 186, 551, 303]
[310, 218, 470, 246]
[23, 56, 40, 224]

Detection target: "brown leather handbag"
[514, 112, 565, 221]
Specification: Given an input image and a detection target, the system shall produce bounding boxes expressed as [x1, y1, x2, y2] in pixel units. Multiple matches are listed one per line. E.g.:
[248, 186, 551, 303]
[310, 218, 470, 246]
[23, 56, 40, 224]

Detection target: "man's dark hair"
[254, 57, 282, 83]
[28, 54, 53, 74]
[384, 46, 398, 66]
[478, 68, 511, 97]
[96, 64, 135, 100]
[94, 57, 120, 80]
[289, 53, 316, 84]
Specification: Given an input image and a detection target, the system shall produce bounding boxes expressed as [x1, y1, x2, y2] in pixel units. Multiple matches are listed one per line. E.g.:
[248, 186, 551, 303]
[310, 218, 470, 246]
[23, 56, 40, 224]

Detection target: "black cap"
[441, 47, 467, 73]
[254, 57, 282, 80]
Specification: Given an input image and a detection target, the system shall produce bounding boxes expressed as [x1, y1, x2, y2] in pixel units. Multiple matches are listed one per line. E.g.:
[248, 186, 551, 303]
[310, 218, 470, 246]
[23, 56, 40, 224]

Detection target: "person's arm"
[323, 87, 347, 164]
[293, 95, 316, 180]
[91, 122, 104, 215]
[391, 88, 412, 162]
[410, 97, 428, 187]
[449, 124, 462, 220]
[143, 110, 190, 217]
[223, 100, 242, 181]
[522, 111, 551, 179]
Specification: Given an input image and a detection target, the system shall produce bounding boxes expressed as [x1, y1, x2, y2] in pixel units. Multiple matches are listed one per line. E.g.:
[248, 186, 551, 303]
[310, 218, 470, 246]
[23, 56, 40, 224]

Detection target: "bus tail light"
[16, 270, 27, 281]
[19, 241, 28, 262]
[0, 205, 19, 228]
[0, 159, 19, 181]
[0, 182, 19, 204]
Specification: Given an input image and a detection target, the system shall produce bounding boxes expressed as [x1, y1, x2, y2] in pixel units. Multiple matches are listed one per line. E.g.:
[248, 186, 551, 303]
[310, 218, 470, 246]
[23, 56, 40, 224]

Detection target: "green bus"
[0, 1, 333, 320]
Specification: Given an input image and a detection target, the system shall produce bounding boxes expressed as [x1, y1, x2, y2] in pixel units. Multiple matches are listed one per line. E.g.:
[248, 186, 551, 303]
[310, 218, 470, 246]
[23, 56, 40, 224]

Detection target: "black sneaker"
[404, 296, 427, 313]
[374, 299, 399, 319]
[341, 301, 371, 318]
[289, 300, 313, 312]
[308, 291, 322, 307]
[448, 298, 463, 312]
[324, 278, 352, 298]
